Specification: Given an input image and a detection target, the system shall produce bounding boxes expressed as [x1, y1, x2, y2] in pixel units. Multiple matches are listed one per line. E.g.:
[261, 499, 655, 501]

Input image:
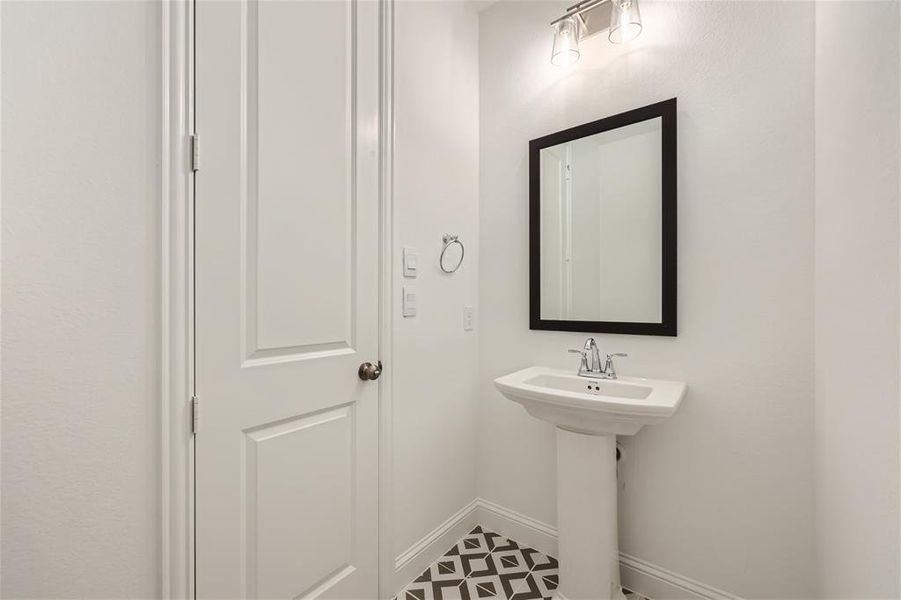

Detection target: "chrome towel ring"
[440, 234, 465, 273]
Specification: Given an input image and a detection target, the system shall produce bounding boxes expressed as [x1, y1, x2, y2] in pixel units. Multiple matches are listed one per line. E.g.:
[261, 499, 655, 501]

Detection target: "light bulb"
[608, 0, 642, 44]
[551, 16, 580, 66]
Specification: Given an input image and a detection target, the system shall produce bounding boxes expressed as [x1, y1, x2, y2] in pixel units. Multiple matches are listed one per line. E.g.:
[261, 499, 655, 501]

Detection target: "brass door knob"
[358, 361, 382, 381]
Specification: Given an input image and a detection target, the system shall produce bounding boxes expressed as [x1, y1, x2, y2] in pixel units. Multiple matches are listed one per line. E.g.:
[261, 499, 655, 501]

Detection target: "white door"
[194, 1, 380, 598]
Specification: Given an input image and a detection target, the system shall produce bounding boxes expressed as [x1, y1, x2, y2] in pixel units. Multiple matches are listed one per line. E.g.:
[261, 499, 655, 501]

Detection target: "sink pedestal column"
[556, 428, 621, 600]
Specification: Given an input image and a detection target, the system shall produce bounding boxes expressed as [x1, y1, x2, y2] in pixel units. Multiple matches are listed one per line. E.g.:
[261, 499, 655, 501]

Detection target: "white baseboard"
[474, 498, 558, 558]
[393, 498, 480, 592]
[619, 553, 741, 600]
[393, 497, 742, 600]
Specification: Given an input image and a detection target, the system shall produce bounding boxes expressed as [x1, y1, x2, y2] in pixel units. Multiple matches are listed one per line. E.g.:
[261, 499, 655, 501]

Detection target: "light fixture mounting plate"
[552, 0, 613, 41]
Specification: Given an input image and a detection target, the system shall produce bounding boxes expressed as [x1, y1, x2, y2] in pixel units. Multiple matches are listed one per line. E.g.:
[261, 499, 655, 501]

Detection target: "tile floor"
[395, 526, 650, 600]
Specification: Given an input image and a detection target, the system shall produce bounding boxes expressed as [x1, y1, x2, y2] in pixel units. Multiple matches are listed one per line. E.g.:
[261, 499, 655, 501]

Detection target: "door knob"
[358, 361, 382, 381]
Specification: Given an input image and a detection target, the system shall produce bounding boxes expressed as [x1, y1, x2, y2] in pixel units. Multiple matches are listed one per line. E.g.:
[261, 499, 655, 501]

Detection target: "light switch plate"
[403, 247, 418, 278]
[402, 286, 417, 317]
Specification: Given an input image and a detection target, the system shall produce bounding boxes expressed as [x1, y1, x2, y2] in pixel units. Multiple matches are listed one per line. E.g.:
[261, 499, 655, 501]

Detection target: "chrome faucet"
[568, 338, 627, 379]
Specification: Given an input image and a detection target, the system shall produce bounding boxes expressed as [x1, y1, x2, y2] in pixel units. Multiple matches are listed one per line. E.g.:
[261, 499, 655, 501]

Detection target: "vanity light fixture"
[551, 16, 581, 66]
[550, 0, 643, 65]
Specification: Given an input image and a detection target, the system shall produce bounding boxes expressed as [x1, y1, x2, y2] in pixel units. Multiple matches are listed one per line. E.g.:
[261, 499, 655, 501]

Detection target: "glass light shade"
[608, 0, 642, 44]
[551, 16, 580, 66]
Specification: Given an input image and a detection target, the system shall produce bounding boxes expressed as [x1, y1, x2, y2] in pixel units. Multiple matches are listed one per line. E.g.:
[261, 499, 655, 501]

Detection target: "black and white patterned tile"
[507, 546, 557, 600]
[398, 551, 467, 599]
[396, 526, 648, 600]
[444, 526, 493, 577]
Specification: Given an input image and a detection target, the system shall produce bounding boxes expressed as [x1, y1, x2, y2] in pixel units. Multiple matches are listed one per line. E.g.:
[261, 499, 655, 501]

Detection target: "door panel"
[251, 0, 355, 355]
[245, 406, 354, 599]
[195, 1, 380, 597]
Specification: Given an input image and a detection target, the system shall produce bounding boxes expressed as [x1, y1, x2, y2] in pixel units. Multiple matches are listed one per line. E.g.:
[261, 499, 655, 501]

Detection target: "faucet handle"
[604, 353, 627, 379]
[568, 348, 589, 373]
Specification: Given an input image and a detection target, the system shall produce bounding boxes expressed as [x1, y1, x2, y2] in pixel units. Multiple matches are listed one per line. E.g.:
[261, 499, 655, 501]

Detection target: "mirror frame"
[529, 98, 677, 336]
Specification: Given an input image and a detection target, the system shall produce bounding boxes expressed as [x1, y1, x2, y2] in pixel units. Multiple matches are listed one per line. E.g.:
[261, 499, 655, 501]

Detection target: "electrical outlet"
[463, 306, 474, 331]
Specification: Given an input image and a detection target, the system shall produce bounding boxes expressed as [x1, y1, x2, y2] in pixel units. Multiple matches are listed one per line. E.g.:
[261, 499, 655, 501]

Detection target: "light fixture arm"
[550, 0, 611, 30]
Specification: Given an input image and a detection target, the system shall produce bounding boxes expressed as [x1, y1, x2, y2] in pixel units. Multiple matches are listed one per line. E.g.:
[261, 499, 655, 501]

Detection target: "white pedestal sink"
[494, 367, 686, 600]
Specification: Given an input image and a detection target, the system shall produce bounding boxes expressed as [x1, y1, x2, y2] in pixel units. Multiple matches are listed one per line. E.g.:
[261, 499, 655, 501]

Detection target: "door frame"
[160, 1, 396, 597]
[161, 0, 194, 596]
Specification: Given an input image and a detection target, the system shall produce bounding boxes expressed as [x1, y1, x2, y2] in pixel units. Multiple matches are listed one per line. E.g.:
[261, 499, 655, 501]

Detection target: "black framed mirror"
[529, 98, 676, 336]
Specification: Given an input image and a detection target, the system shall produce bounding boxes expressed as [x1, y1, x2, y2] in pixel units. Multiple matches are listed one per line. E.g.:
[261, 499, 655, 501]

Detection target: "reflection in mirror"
[529, 98, 676, 336]
[539, 118, 662, 323]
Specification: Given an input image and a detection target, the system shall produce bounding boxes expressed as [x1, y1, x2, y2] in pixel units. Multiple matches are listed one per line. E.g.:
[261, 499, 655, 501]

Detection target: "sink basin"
[494, 366, 687, 436]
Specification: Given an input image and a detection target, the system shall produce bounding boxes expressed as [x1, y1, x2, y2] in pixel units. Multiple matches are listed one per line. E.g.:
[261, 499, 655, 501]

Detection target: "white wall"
[479, 2, 816, 597]
[1, 2, 162, 598]
[393, 0, 481, 561]
[814, 3, 901, 597]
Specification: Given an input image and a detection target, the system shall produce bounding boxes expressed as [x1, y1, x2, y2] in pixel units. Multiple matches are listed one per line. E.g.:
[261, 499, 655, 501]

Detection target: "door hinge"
[190, 134, 199, 172]
[191, 395, 199, 435]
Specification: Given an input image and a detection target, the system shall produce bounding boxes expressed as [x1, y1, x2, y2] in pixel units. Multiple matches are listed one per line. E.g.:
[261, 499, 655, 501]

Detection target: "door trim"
[162, 1, 395, 597]
[377, 1, 395, 598]
[161, 0, 194, 597]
